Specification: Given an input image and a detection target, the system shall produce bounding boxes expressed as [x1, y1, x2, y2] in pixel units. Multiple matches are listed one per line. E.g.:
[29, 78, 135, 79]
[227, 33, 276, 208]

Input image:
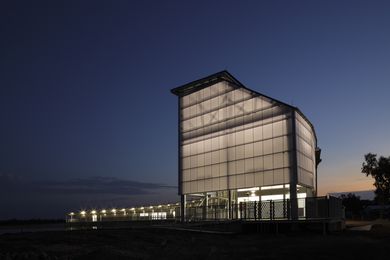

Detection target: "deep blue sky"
[1, 0, 389, 219]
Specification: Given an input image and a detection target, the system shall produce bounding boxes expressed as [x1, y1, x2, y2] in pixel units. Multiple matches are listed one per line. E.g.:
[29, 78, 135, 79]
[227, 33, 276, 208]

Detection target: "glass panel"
[204, 151, 212, 165]
[264, 155, 273, 170]
[197, 154, 205, 167]
[201, 87, 210, 101]
[205, 179, 212, 191]
[235, 101, 245, 116]
[244, 128, 253, 143]
[183, 182, 191, 193]
[235, 130, 244, 145]
[183, 157, 190, 169]
[227, 133, 235, 146]
[210, 96, 219, 110]
[182, 96, 189, 107]
[236, 145, 245, 160]
[264, 170, 274, 185]
[244, 99, 253, 113]
[245, 173, 254, 187]
[212, 178, 219, 190]
[263, 139, 273, 155]
[219, 135, 227, 149]
[190, 155, 197, 168]
[220, 177, 227, 190]
[182, 144, 191, 156]
[284, 168, 290, 183]
[211, 137, 219, 151]
[245, 158, 254, 173]
[210, 84, 219, 97]
[211, 151, 219, 164]
[212, 164, 219, 178]
[236, 174, 245, 188]
[253, 141, 263, 157]
[234, 89, 243, 102]
[273, 121, 283, 137]
[204, 165, 212, 178]
[204, 139, 212, 152]
[283, 152, 291, 167]
[198, 180, 205, 193]
[197, 167, 205, 179]
[229, 175, 236, 189]
[254, 172, 264, 186]
[227, 147, 235, 161]
[190, 142, 197, 155]
[274, 153, 284, 168]
[242, 89, 251, 99]
[254, 97, 262, 110]
[263, 124, 272, 139]
[253, 125, 263, 141]
[191, 181, 197, 193]
[183, 170, 190, 181]
[236, 159, 245, 174]
[190, 168, 197, 181]
[228, 161, 236, 175]
[190, 105, 197, 118]
[244, 143, 254, 158]
[273, 137, 284, 153]
[274, 169, 284, 184]
[203, 113, 210, 125]
[220, 163, 227, 176]
[254, 156, 263, 171]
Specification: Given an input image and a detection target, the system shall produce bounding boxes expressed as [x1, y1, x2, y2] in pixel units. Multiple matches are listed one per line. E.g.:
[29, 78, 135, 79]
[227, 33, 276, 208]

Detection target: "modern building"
[67, 71, 345, 225]
[171, 71, 322, 221]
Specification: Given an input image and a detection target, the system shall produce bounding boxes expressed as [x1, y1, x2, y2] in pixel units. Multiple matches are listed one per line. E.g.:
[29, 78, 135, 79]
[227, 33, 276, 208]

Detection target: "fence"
[67, 196, 343, 223]
[184, 196, 343, 221]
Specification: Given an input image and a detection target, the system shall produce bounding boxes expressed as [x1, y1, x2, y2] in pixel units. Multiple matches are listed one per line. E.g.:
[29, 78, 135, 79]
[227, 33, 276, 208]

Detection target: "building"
[67, 71, 345, 225]
[171, 71, 322, 221]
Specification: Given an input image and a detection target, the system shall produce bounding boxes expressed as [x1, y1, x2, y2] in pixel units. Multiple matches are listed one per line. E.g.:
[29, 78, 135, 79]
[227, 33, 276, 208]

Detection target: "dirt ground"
[0, 221, 389, 260]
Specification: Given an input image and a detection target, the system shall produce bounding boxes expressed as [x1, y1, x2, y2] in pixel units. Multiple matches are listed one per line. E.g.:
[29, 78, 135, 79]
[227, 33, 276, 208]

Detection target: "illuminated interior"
[172, 71, 319, 220]
[66, 71, 324, 223]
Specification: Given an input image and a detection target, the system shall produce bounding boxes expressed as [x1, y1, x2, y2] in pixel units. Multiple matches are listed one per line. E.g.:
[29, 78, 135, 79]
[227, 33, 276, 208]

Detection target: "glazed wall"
[179, 81, 297, 194]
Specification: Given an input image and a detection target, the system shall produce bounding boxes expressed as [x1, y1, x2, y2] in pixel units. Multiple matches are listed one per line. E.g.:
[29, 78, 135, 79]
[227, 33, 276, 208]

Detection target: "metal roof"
[170, 70, 245, 96]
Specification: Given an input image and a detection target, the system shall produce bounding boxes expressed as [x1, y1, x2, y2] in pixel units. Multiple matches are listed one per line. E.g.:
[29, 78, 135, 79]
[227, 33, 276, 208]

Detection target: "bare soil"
[0, 221, 390, 259]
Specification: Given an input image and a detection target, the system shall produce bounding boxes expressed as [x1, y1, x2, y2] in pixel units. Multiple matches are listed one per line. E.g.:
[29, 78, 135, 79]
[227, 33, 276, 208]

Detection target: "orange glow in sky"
[317, 164, 375, 196]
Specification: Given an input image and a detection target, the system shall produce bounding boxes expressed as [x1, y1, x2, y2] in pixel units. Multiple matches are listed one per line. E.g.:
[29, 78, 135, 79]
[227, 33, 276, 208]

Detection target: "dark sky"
[1, 0, 389, 219]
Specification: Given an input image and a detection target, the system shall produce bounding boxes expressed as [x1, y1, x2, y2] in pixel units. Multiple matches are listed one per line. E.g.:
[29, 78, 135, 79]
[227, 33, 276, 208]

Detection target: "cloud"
[0, 173, 178, 219]
[37, 176, 176, 195]
[0, 173, 176, 196]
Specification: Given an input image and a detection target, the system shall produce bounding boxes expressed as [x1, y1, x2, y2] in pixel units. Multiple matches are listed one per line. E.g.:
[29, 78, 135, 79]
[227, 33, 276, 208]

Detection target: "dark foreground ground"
[0, 221, 389, 260]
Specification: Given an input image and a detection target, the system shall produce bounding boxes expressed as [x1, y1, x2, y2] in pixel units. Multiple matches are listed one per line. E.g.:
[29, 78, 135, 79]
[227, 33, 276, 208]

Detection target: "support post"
[228, 190, 232, 219]
[254, 201, 257, 220]
[289, 111, 299, 220]
[202, 192, 207, 220]
[180, 194, 186, 222]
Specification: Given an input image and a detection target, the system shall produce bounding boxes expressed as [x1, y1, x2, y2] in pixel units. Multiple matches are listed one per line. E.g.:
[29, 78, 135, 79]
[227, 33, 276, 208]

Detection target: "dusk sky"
[1, 0, 389, 219]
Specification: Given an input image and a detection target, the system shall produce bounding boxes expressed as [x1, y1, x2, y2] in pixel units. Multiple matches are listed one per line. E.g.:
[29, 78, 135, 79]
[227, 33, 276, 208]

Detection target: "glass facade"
[66, 72, 331, 224]
[295, 111, 316, 194]
[172, 71, 319, 221]
[179, 81, 297, 194]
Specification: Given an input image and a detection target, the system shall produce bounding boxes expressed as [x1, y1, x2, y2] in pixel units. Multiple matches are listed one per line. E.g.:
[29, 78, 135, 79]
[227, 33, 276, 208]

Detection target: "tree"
[362, 153, 390, 204]
[339, 193, 363, 218]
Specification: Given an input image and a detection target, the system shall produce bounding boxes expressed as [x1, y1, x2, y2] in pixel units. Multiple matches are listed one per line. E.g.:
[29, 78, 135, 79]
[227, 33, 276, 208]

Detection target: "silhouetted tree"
[362, 153, 390, 204]
[339, 193, 363, 219]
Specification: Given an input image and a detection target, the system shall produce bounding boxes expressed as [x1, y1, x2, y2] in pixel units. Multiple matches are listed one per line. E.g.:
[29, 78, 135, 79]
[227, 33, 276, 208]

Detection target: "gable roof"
[170, 70, 317, 144]
[170, 70, 245, 97]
